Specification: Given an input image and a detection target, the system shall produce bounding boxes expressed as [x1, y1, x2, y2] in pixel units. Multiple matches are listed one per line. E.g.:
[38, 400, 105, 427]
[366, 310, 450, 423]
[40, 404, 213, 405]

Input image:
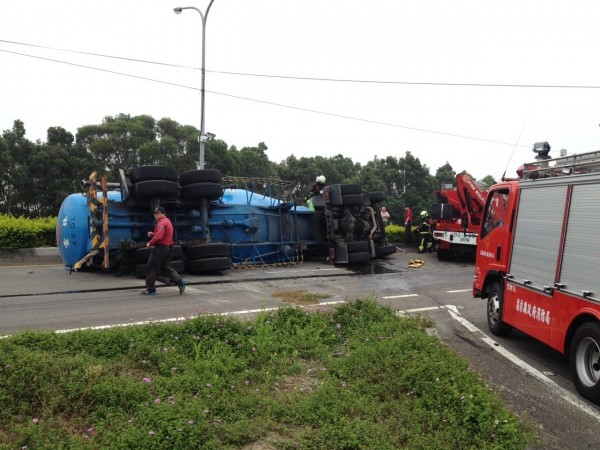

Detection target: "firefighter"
[306, 175, 326, 211]
[310, 175, 326, 197]
[417, 210, 433, 253]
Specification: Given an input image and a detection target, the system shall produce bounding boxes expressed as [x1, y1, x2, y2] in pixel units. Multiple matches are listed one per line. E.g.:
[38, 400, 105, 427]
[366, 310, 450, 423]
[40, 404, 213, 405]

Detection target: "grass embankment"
[0, 299, 536, 449]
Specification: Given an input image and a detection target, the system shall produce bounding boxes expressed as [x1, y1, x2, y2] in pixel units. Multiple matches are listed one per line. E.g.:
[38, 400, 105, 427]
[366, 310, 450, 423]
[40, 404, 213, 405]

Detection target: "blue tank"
[55, 169, 393, 272]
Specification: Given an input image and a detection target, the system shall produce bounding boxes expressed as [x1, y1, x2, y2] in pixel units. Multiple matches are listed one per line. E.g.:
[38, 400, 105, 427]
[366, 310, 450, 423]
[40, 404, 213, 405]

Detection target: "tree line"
[0, 114, 496, 223]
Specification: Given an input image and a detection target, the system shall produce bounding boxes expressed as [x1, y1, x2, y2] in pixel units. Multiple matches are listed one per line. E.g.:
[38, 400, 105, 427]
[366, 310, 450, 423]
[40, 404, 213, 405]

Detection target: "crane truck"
[431, 173, 488, 260]
[473, 142, 600, 403]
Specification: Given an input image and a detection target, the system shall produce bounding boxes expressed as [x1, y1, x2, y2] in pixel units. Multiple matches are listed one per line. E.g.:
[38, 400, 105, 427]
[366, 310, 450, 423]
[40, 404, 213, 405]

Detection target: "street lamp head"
[173, 7, 182, 14]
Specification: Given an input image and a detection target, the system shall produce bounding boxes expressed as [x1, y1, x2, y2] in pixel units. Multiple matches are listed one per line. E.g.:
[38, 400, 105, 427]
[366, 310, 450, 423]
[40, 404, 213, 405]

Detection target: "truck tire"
[487, 282, 512, 337]
[133, 180, 179, 198]
[185, 256, 232, 273]
[347, 251, 370, 264]
[341, 194, 365, 205]
[375, 244, 396, 258]
[179, 169, 222, 186]
[570, 323, 600, 403]
[184, 243, 231, 260]
[346, 240, 369, 253]
[129, 166, 178, 182]
[369, 191, 385, 204]
[339, 184, 360, 194]
[437, 249, 452, 261]
[180, 182, 223, 200]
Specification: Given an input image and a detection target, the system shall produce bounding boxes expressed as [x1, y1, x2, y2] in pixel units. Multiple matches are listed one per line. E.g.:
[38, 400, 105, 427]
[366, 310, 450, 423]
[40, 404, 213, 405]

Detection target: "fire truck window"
[481, 190, 507, 238]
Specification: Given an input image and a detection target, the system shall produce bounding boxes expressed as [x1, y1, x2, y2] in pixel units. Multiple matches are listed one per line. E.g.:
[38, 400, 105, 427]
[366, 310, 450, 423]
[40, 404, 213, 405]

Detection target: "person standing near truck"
[380, 206, 390, 226]
[142, 206, 186, 296]
[404, 206, 413, 244]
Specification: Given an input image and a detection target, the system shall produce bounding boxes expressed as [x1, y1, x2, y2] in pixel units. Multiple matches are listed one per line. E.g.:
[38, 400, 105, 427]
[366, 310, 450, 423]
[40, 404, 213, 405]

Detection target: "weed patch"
[0, 299, 536, 449]
[271, 290, 331, 305]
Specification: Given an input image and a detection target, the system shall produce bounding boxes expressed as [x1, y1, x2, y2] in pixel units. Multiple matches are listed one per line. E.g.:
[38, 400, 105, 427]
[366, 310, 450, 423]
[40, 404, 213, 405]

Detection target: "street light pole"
[174, 1, 215, 170]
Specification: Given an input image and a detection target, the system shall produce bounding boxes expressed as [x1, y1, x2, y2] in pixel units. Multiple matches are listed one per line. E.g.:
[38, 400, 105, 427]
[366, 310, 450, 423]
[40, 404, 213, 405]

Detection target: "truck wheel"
[487, 282, 512, 337]
[129, 166, 178, 182]
[184, 243, 231, 260]
[369, 191, 385, 204]
[179, 169, 222, 186]
[180, 182, 223, 200]
[133, 180, 179, 198]
[375, 244, 396, 258]
[185, 256, 232, 273]
[437, 249, 452, 261]
[570, 323, 600, 403]
[341, 194, 365, 205]
[347, 251, 370, 263]
[339, 184, 362, 195]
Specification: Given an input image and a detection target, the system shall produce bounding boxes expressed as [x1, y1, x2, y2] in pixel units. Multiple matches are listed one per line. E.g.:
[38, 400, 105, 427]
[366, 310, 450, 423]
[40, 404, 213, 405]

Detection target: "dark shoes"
[142, 281, 184, 296]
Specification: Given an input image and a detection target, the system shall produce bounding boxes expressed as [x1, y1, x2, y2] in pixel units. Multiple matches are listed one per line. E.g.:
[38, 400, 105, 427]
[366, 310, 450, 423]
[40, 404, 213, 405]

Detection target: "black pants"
[405, 221, 412, 243]
[145, 245, 180, 290]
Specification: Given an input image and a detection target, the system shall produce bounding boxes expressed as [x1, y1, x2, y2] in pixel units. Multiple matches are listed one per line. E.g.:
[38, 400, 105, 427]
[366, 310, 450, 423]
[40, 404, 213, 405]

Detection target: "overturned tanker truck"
[55, 166, 396, 277]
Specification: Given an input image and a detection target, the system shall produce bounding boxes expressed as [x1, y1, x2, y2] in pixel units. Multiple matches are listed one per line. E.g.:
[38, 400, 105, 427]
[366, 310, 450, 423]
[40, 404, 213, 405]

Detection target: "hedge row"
[384, 223, 412, 244]
[0, 215, 57, 250]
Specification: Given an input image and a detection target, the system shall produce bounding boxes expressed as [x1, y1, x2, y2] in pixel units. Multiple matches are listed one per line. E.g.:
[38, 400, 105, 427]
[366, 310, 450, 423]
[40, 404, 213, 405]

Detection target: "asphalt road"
[1, 247, 599, 449]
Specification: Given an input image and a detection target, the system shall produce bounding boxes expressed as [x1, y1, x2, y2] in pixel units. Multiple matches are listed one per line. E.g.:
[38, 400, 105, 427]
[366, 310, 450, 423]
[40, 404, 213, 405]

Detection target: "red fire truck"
[432, 173, 487, 260]
[473, 142, 600, 402]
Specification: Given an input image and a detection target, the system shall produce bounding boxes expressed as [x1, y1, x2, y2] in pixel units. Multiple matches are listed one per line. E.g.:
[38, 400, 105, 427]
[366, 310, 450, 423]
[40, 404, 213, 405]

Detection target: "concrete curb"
[0, 247, 62, 265]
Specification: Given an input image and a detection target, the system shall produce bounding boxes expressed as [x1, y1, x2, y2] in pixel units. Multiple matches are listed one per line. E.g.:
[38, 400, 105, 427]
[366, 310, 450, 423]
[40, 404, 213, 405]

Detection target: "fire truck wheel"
[486, 282, 512, 337]
[437, 249, 452, 261]
[570, 323, 600, 402]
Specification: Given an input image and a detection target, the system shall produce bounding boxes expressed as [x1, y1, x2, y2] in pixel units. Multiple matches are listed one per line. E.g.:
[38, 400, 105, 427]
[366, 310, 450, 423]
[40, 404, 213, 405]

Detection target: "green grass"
[0, 299, 537, 449]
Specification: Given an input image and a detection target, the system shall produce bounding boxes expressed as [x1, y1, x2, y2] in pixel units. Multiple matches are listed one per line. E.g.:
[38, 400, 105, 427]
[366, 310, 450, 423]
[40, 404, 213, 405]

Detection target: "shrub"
[0, 214, 57, 249]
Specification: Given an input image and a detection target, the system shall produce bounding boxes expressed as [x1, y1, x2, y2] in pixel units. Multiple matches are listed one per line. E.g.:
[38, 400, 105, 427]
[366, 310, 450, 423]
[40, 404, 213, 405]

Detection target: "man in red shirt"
[404, 207, 413, 244]
[142, 206, 186, 296]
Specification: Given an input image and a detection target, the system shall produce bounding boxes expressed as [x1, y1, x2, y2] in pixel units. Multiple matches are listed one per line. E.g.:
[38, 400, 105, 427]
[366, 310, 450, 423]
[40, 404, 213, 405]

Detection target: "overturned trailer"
[55, 166, 396, 276]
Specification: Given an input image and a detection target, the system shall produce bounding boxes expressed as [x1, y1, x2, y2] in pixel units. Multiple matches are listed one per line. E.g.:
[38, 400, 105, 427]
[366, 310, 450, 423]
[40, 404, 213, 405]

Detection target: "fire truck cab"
[473, 143, 600, 402]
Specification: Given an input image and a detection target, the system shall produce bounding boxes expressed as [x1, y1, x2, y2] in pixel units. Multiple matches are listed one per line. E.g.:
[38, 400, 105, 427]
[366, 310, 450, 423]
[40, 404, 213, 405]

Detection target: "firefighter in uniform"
[418, 210, 433, 253]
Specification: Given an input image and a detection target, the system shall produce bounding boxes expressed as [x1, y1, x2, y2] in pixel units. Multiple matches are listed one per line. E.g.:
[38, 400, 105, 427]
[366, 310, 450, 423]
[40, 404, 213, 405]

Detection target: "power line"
[0, 48, 196, 90]
[3, 38, 600, 90]
[207, 90, 530, 148]
[0, 39, 190, 69]
[207, 69, 600, 90]
[0, 46, 527, 148]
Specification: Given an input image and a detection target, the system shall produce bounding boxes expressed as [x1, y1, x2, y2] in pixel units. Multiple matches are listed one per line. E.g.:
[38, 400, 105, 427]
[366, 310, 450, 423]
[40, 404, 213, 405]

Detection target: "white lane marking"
[446, 289, 471, 293]
[382, 294, 419, 299]
[0, 300, 349, 339]
[396, 306, 442, 315]
[444, 304, 600, 421]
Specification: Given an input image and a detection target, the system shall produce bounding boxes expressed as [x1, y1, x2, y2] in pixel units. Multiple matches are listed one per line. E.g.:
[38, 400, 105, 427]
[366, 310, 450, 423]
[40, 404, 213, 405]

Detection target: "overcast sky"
[2, 0, 600, 180]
